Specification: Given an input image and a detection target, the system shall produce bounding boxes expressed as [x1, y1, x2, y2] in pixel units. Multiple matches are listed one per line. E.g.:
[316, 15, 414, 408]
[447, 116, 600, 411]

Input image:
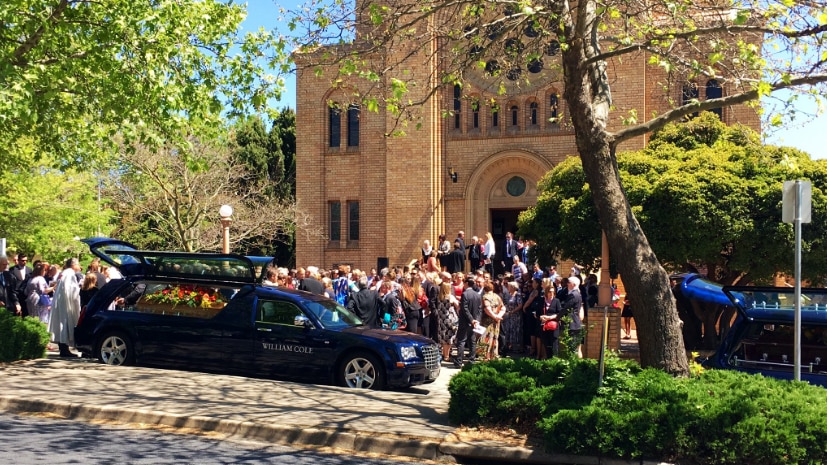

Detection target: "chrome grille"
[421, 344, 440, 369]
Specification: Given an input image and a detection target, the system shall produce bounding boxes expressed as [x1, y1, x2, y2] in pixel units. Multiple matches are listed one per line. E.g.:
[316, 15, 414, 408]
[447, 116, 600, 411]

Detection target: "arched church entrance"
[464, 150, 553, 275]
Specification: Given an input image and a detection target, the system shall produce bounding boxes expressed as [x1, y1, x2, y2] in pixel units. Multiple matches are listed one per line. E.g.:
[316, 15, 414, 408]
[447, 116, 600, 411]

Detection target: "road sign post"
[782, 180, 811, 382]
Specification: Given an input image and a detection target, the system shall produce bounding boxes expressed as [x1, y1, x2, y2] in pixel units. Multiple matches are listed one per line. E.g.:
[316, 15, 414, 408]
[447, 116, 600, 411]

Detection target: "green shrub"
[451, 354, 827, 465]
[0, 311, 50, 362]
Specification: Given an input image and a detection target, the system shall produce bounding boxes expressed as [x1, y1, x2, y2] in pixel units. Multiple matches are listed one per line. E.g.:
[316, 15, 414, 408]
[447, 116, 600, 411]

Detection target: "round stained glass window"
[506, 176, 526, 197]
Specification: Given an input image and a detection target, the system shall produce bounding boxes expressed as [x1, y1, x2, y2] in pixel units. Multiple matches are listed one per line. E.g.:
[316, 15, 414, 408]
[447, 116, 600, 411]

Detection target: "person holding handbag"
[539, 279, 562, 358]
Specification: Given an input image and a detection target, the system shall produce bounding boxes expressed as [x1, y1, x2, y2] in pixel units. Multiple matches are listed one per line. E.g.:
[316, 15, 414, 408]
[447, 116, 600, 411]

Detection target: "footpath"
[0, 339, 661, 465]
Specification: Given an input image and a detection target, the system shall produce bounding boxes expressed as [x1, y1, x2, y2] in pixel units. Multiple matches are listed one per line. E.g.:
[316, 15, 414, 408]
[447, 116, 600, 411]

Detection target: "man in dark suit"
[298, 266, 325, 295]
[455, 231, 466, 271]
[0, 256, 21, 315]
[11, 253, 32, 316]
[445, 241, 465, 274]
[453, 276, 482, 367]
[500, 232, 518, 271]
[347, 276, 384, 328]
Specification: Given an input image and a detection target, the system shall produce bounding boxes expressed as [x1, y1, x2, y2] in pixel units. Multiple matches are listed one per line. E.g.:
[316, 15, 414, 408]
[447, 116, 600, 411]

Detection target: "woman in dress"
[436, 234, 451, 270]
[501, 281, 523, 354]
[480, 281, 506, 360]
[25, 262, 52, 324]
[520, 277, 545, 359]
[435, 280, 458, 360]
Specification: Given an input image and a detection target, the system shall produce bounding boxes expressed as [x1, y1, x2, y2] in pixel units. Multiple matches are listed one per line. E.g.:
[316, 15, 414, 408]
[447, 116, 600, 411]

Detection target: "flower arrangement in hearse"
[143, 284, 225, 308]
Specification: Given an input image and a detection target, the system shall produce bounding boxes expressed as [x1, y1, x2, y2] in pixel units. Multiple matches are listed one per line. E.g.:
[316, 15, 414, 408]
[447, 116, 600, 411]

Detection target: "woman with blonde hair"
[79, 272, 99, 307]
[435, 280, 458, 360]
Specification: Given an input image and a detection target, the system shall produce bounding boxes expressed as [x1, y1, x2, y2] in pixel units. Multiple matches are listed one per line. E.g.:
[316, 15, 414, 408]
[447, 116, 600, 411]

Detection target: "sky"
[242, 1, 825, 159]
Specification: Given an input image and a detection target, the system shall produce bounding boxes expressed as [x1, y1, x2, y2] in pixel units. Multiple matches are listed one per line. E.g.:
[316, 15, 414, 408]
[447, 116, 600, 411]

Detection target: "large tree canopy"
[0, 0, 288, 169]
[287, 0, 827, 374]
[519, 113, 827, 286]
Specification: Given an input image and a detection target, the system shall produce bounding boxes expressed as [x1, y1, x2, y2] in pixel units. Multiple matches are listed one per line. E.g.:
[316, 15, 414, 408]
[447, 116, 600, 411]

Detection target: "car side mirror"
[294, 315, 311, 327]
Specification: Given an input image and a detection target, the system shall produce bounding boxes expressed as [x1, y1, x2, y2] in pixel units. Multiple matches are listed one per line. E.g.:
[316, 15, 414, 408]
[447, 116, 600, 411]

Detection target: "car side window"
[257, 300, 303, 326]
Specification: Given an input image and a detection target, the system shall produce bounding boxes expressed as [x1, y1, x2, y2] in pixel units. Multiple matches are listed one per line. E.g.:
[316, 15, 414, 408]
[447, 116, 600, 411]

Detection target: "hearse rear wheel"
[97, 332, 135, 366]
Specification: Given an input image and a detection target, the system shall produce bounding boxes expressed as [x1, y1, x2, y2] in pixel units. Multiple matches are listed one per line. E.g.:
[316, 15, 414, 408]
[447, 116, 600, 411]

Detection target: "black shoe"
[59, 352, 76, 358]
[466, 358, 477, 365]
[451, 359, 463, 368]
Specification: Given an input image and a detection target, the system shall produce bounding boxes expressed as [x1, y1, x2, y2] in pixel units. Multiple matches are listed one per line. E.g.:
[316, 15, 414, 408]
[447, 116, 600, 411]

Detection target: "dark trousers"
[406, 316, 419, 334]
[421, 315, 431, 339]
[454, 322, 476, 363]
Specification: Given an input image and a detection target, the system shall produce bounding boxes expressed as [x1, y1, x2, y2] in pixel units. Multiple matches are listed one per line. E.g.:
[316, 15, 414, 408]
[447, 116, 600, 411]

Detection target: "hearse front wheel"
[338, 352, 385, 390]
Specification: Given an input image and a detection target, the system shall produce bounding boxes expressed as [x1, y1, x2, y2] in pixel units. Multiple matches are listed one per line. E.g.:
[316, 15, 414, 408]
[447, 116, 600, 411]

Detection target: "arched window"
[682, 83, 699, 119]
[453, 84, 462, 129]
[492, 107, 499, 129]
[347, 104, 360, 147]
[471, 99, 480, 129]
[529, 101, 539, 126]
[549, 94, 559, 123]
[510, 105, 519, 128]
[329, 105, 341, 148]
[706, 80, 722, 119]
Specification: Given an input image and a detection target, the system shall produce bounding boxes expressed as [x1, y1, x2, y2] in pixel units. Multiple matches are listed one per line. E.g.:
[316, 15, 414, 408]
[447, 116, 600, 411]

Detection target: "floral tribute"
[143, 284, 224, 308]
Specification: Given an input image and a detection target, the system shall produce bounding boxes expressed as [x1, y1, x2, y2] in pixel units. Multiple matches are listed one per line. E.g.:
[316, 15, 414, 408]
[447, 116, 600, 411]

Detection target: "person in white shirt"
[483, 232, 496, 276]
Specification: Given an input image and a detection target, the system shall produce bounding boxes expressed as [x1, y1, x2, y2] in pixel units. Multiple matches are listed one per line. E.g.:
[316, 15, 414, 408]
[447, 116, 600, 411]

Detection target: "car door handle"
[257, 327, 272, 332]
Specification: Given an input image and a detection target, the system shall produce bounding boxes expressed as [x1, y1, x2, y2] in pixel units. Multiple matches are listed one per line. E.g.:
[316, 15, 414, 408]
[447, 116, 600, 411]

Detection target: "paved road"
[0, 412, 435, 465]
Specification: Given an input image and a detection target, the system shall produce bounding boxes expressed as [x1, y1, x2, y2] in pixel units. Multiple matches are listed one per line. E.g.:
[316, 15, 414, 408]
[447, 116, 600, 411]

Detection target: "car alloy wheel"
[341, 352, 384, 389]
[99, 332, 133, 366]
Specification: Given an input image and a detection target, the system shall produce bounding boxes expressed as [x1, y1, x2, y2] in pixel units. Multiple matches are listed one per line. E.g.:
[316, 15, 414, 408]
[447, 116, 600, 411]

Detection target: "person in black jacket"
[347, 276, 384, 329]
[0, 256, 21, 315]
[298, 266, 325, 295]
[453, 276, 482, 367]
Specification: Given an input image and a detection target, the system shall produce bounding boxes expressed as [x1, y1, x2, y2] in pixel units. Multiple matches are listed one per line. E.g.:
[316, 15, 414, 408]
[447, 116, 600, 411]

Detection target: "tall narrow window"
[510, 105, 519, 127]
[347, 201, 360, 241]
[492, 108, 499, 128]
[453, 85, 462, 129]
[329, 106, 341, 147]
[472, 100, 480, 129]
[529, 102, 538, 125]
[549, 94, 559, 122]
[682, 83, 699, 119]
[706, 80, 722, 119]
[347, 104, 360, 146]
[329, 201, 341, 241]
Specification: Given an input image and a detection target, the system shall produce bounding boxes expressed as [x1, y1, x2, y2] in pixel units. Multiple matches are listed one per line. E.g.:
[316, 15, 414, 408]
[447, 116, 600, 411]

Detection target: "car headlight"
[399, 346, 418, 361]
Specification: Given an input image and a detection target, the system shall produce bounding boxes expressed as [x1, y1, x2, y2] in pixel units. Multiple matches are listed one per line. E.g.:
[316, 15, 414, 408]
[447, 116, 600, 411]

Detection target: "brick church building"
[293, 2, 760, 272]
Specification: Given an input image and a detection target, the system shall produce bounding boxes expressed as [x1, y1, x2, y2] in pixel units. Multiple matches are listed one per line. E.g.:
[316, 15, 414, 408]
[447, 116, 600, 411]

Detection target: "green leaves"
[0, 0, 287, 169]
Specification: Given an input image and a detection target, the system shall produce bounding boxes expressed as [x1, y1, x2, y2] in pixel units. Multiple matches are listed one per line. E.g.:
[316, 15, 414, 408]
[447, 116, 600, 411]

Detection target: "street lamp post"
[219, 205, 233, 254]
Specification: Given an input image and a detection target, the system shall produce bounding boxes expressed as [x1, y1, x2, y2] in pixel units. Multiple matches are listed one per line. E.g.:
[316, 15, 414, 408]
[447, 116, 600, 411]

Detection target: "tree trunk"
[559, 1, 689, 375]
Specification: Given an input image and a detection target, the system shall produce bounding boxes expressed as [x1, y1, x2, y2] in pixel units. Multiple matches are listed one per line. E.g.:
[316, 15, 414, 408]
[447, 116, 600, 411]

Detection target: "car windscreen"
[301, 298, 363, 328]
[726, 288, 827, 313]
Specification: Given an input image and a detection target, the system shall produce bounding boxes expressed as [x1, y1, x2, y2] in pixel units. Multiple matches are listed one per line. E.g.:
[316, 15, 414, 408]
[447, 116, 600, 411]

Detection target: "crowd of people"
[264, 230, 604, 364]
[1, 230, 622, 364]
[1, 253, 113, 357]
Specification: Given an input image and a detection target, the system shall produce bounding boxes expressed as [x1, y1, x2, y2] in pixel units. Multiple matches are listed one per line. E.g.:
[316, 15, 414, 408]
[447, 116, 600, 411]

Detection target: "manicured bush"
[450, 354, 827, 465]
[0, 311, 50, 362]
